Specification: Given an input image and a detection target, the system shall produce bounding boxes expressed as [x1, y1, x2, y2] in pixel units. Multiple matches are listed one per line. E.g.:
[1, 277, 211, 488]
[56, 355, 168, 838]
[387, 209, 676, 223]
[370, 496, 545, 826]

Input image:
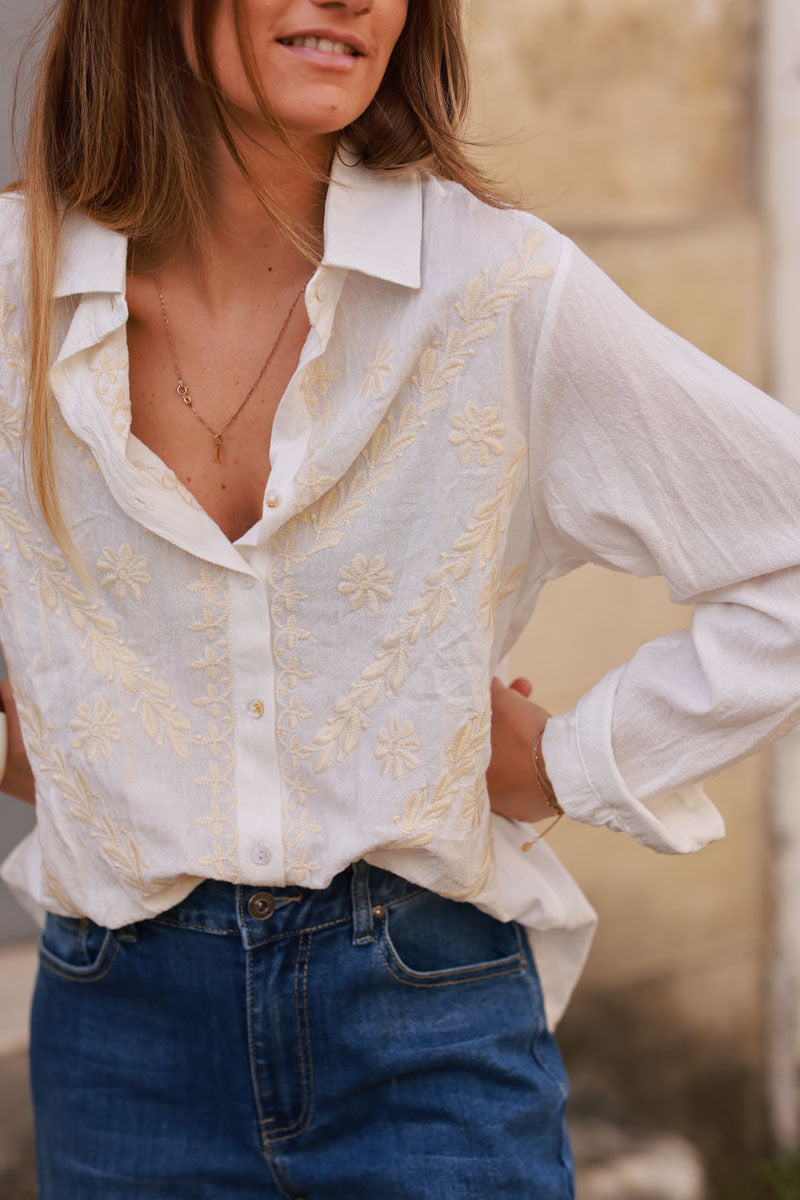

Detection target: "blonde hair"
[12, 0, 505, 562]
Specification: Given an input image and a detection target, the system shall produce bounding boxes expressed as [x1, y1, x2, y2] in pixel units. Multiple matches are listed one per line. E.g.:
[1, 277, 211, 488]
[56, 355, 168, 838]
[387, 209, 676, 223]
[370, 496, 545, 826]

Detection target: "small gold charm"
[213, 434, 222, 463]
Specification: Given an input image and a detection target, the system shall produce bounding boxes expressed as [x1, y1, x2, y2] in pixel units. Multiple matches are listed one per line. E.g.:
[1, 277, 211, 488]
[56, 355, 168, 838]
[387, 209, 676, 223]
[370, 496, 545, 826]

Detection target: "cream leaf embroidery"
[376, 716, 421, 780]
[0, 393, 22, 454]
[89, 344, 130, 440]
[70, 698, 124, 761]
[0, 282, 26, 379]
[0, 489, 191, 758]
[389, 702, 490, 850]
[311, 446, 527, 771]
[98, 542, 152, 602]
[338, 553, 395, 613]
[449, 401, 506, 466]
[479, 563, 527, 628]
[270, 232, 552, 878]
[294, 233, 550, 534]
[17, 691, 152, 892]
[361, 339, 394, 397]
[188, 566, 238, 879]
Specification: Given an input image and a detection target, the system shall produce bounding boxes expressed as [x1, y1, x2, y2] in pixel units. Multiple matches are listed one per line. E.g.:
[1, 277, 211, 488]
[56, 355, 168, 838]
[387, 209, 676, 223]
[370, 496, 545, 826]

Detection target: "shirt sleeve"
[530, 236, 800, 854]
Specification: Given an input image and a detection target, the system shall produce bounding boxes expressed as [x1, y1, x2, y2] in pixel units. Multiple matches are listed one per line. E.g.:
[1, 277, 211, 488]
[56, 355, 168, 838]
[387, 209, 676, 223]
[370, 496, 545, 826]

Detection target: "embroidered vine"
[16, 691, 152, 892]
[0, 489, 192, 757]
[311, 445, 527, 771]
[187, 566, 239, 879]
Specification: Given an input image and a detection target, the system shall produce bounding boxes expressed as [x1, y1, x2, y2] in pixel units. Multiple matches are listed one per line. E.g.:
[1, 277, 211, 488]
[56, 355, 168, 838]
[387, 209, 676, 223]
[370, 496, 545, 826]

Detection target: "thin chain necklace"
[154, 271, 308, 463]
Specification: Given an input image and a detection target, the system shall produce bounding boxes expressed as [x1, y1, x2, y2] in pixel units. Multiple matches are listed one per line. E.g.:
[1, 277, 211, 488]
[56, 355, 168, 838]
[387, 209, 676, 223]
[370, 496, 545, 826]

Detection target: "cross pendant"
[213, 435, 222, 463]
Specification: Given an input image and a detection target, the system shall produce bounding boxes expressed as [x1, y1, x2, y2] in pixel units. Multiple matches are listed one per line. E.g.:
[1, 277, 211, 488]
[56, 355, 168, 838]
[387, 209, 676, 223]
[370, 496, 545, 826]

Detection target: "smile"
[278, 36, 362, 58]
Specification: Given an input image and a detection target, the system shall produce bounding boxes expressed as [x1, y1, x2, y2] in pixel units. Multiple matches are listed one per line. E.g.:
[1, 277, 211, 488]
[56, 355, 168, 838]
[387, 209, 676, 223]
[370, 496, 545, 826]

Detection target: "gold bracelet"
[533, 726, 563, 815]
[521, 726, 564, 851]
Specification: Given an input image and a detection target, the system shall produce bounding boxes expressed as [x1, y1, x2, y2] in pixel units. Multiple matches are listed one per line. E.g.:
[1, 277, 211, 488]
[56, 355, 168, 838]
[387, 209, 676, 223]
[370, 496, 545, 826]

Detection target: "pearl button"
[251, 845, 272, 865]
[248, 699, 264, 719]
[265, 490, 281, 509]
[315, 277, 330, 302]
[240, 576, 256, 590]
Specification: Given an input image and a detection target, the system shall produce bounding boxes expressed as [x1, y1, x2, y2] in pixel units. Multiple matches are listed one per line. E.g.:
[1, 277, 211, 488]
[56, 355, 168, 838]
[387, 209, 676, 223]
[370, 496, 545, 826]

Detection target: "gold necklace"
[154, 272, 308, 463]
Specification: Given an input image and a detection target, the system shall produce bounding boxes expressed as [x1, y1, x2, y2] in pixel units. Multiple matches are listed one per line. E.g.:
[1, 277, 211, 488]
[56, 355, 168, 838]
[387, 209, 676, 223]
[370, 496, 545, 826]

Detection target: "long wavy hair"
[11, 0, 504, 564]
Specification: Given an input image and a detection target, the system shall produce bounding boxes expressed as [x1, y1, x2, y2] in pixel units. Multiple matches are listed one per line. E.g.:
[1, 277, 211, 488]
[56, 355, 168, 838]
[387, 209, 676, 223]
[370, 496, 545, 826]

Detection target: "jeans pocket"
[38, 912, 120, 983]
[374, 889, 524, 986]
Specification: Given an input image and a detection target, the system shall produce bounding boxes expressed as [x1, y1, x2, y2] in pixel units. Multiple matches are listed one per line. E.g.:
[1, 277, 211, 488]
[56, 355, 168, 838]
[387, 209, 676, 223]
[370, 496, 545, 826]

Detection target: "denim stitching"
[373, 935, 523, 989]
[38, 936, 121, 985]
[261, 931, 316, 1142]
[380, 909, 524, 982]
[268, 930, 317, 1145]
[151, 916, 238, 935]
[247, 915, 350, 946]
[267, 931, 309, 1136]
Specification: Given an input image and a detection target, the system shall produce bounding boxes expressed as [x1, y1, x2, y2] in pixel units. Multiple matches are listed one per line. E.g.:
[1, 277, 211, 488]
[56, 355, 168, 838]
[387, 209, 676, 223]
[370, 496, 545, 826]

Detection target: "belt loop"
[350, 860, 373, 945]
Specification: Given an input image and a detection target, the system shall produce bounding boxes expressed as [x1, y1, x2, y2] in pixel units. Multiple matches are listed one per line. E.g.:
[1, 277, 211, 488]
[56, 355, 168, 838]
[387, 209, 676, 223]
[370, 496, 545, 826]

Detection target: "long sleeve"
[532, 237, 800, 853]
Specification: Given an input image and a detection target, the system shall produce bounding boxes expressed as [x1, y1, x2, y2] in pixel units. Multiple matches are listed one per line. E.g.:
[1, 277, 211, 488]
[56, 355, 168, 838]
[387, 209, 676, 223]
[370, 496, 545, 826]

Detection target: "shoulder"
[419, 174, 566, 281]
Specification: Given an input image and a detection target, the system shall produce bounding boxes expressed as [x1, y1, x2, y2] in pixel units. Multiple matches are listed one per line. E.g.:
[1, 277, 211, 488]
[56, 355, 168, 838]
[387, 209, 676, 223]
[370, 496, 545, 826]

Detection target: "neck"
[144, 121, 333, 308]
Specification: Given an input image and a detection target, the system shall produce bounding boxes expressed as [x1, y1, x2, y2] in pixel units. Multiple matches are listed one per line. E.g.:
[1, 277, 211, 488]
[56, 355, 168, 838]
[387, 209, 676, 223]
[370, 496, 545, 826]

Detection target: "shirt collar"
[52, 150, 423, 300]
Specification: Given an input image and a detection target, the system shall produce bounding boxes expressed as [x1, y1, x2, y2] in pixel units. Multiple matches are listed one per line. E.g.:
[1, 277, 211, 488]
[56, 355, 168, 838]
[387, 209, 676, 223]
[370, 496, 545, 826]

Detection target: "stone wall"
[467, 0, 767, 1173]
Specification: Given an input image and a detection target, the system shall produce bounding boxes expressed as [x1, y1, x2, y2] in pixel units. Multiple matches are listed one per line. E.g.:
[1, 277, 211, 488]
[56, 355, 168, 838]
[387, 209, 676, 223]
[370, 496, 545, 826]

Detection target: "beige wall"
[468, 0, 768, 1164]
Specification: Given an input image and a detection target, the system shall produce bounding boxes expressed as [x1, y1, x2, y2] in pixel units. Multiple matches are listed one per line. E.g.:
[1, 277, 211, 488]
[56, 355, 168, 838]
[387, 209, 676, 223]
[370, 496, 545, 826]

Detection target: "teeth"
[285, 35, 357, 55]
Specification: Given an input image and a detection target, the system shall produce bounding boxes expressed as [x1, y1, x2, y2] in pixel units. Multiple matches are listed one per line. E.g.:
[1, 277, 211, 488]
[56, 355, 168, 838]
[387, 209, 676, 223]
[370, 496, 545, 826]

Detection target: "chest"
[125, 287, 310, 544]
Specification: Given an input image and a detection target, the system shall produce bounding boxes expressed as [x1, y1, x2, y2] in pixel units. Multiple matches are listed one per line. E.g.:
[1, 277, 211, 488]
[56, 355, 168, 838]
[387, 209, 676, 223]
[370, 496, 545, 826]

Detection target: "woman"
[2, 1, 800, 1196]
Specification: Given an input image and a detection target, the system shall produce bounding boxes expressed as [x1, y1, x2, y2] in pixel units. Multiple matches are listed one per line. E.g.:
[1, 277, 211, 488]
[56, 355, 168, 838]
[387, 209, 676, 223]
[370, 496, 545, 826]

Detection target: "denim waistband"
[149, 862, 427, 950]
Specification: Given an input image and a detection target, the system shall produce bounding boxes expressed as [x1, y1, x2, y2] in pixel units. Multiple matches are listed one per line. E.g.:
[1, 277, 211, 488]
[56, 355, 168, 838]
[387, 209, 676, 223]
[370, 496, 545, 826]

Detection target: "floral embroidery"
[70, 698, 124, 761]
[89, 342, 129, 440]
[294, 232, 550, 527]
[0, 393, 21, 455]
[312, 445, 528, 771]
[449, 401, 505, 466]
[98, 542, 152, 602]
[390, 702, 494, 902]
[17, 691, 152, 892]
[0, 566, 8, 612]
[338, 553, 395, 613]
[376, 716, 421, 780]
[361, 339, 394, 397]
[301, 355, 342, 434]
[187, 566, 238, 879]
[479, 563, 527, 628]
[0, 283, 25, 379]
[0, 488, 191, 758]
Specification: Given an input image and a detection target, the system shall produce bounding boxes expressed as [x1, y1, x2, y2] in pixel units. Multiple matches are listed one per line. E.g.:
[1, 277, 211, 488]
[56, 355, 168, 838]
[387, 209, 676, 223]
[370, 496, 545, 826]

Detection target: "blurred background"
[1, 0, 800, 1196]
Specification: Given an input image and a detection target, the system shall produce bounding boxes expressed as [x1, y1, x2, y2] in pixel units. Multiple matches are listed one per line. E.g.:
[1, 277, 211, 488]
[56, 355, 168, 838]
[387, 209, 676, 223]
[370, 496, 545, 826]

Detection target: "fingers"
[510, 676, 532, 698]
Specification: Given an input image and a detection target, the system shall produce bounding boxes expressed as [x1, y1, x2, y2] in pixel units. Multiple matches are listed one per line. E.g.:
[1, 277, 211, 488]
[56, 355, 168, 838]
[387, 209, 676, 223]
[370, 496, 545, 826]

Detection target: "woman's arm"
[526, 236, 800, 853]
[0, 680, 35, 806]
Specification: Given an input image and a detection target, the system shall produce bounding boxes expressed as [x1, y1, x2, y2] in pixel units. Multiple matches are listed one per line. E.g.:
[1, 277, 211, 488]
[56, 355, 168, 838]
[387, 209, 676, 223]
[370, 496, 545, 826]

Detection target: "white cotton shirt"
[2, 154, 800, 1028]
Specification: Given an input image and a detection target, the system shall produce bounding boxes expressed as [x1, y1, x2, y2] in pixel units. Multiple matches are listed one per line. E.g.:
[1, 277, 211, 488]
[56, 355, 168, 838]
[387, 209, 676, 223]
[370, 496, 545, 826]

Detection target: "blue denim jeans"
[30, 862, 574, 1198]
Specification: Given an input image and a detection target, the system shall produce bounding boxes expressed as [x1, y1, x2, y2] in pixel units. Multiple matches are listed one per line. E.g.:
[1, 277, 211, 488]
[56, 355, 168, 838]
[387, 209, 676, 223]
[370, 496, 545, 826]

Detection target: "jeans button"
[372, 905, 386, 920]
[247, 892, 275, 920]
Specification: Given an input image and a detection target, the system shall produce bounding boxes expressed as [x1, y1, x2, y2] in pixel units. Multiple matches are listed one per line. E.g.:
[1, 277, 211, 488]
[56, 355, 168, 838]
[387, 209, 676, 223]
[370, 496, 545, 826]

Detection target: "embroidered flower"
[361, 340, 394, 396]
[448, 401, 505, 466]
[70, 699, 123, 761]
[98, 542, 151, 602]
[376, 716, 421, 780]
[338, 553, 395, 613]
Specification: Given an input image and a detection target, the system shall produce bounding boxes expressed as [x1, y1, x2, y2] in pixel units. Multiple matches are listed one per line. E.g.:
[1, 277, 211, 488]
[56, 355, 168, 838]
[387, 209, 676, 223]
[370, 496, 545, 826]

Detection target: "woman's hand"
[486, 675, 556, 823]
[0, 680, 35, 806]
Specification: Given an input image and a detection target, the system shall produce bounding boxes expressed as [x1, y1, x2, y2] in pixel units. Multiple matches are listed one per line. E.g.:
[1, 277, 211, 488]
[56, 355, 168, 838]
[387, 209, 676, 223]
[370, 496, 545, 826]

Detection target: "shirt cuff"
[541, 666, 726, 854]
